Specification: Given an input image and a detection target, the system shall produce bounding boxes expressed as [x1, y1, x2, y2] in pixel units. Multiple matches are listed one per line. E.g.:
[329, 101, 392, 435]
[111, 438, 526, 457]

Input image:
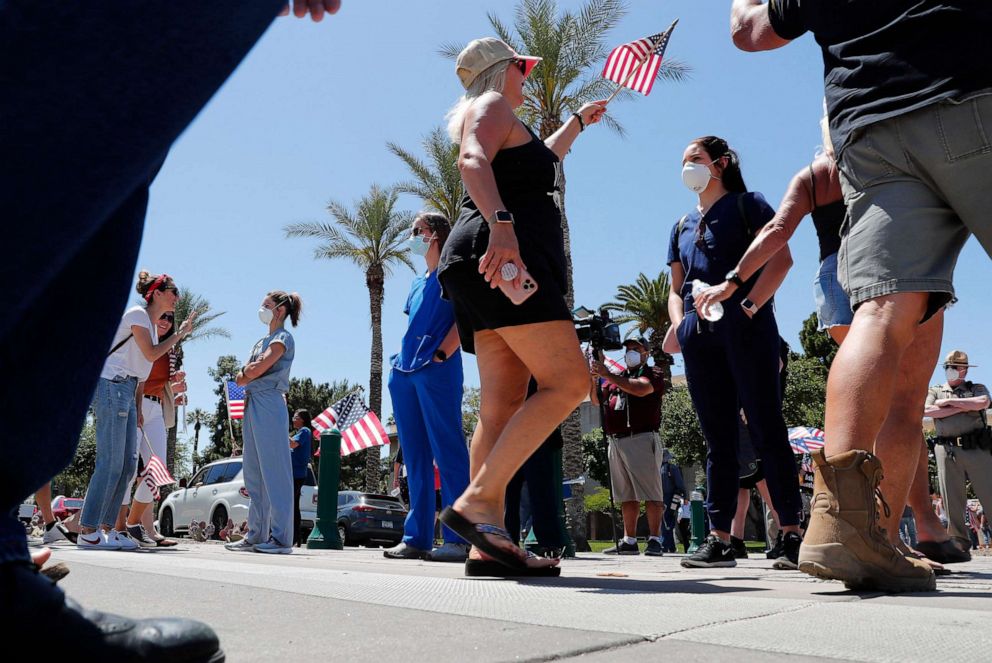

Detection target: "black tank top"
[438, 125, 567, 293]
[809, 163, 845, 262]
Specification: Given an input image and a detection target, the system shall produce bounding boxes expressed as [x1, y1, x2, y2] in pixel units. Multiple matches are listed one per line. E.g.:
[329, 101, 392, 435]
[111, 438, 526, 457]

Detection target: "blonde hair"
[445, 61, 509, 144]
[268, 290, 303, 327]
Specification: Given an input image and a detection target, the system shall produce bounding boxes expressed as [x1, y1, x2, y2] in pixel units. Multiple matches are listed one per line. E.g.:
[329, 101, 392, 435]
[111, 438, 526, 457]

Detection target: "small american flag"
[311, 392, 390, 457]
[139, 430, 176, 500]
[226, 381, 245, 420]
[602, 19, 678, 96]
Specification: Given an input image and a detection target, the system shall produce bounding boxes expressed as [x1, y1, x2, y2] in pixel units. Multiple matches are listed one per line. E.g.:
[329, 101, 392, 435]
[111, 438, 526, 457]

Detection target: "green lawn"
[588, 539, 768, 554]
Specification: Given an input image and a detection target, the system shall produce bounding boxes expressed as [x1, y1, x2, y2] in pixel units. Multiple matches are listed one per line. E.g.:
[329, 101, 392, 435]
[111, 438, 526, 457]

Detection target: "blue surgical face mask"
[407, 233, 433, 257]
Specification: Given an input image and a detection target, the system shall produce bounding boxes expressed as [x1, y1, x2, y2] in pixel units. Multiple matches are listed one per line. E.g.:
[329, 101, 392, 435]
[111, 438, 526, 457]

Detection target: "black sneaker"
[680, 535, 737, 568]
[730, 536, 748, 559]
[772, 531, 802, 570]
[765, 531, 784, 560]
[603, 540, 640, 555]
[644, 538, 664, 557]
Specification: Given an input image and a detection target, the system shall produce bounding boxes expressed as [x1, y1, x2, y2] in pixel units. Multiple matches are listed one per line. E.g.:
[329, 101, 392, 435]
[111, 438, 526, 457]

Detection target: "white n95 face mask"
[946, 366, 963, 381]
[625, 350, 642, 367]
[682, 161, 714, 193]
[258, 306, 273, 325]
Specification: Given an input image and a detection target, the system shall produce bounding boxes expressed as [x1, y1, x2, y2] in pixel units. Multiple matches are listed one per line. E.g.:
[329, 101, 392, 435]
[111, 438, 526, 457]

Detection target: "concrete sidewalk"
[49, 542, 992, 662]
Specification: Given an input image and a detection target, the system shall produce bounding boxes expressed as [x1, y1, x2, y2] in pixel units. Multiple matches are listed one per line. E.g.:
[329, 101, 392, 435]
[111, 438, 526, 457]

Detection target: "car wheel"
[160, 508, 174, 538]
[338, 524, 349, 546]
[211, 505, 228, 541]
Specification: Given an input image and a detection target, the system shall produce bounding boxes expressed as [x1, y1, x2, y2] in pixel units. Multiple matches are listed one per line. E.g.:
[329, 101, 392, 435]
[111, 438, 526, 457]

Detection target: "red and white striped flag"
[602, 19, 678, 96]
[311, 392, 390, 457]
[139, 453, 176, 501]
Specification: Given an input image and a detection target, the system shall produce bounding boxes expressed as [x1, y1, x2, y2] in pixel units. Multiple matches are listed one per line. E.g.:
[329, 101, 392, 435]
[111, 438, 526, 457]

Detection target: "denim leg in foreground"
[79, 377, 137, 530]
[0, 1, 284, 565]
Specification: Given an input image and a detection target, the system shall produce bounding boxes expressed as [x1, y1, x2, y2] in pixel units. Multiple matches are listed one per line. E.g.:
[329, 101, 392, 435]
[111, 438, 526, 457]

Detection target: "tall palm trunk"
[365, 265, 386, 493]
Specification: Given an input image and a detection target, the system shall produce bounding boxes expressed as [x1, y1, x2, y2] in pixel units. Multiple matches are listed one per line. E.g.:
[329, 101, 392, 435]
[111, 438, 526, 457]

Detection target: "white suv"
[159, 457, 317, 539]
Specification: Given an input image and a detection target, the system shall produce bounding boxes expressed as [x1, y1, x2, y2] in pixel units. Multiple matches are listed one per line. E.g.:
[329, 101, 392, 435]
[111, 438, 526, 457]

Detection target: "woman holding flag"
[78, 271, 194, 551]
[225, 290, 302, 555]
[436, 37, 605, 575]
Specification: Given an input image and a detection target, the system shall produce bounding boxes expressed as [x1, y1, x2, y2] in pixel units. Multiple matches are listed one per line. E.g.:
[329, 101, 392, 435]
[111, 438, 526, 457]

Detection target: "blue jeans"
[0, 0, 284, 566]
[388, 357, 469, 550]
[242, 389, 294, 548]
[80, 377, 139, 529]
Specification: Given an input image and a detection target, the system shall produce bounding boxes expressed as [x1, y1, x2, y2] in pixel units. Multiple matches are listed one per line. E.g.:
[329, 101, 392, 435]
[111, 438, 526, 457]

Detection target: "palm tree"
[387, 127, 465, 224]
[166, 289, 230, 477]
[441, 0, 690, 550]
[602, 269, 673, 386]
[285, 184, 415, 492]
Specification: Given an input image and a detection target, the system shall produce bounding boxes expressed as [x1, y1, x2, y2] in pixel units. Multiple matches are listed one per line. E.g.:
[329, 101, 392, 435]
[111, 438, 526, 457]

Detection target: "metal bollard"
[307, 429, 343, 550]
[687, 486, 705, 554]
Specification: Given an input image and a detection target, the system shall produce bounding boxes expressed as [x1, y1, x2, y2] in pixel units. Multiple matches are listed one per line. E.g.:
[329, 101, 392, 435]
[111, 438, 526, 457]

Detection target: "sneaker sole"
[254, 548, 292, 554]
[680, 559, 736, 568]
[644, 551, 664, 557]
[798, 543, 936, 592]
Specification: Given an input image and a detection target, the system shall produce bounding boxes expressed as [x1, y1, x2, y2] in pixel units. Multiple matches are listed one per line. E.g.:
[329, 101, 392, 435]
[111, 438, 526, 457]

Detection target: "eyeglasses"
[511, 58, 527, 75]
[695, 218, 708, 251]
[412, 226, 432, 237]
[160, 313, 174, 322]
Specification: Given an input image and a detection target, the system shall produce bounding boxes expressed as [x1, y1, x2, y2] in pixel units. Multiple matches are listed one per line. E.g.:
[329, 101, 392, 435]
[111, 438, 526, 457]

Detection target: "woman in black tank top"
[435, 37, 605, 576]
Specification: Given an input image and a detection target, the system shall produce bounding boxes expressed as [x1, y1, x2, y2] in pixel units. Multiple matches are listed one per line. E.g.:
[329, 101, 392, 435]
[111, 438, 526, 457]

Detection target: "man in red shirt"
[590, 338, 666, 556]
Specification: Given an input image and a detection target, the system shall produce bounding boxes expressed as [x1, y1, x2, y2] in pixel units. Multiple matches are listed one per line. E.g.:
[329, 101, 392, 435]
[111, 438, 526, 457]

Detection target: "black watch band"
[726, 269, 744, 288]
[572, 112, 585, 131]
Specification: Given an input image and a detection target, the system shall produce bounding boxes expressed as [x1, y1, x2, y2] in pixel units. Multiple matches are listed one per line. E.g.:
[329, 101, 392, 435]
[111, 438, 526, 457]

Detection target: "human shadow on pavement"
[490, 575, 768, 595]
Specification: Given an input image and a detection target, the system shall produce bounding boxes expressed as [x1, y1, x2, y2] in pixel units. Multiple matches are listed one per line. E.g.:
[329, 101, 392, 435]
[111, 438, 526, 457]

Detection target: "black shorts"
[438, 262, 571, 354]
[738, 460, 765, 490]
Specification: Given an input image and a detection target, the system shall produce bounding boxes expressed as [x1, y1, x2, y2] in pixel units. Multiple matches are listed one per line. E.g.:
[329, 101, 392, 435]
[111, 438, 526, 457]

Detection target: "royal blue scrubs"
[387, 270, 469, 550]
[667, 192, 802, 532]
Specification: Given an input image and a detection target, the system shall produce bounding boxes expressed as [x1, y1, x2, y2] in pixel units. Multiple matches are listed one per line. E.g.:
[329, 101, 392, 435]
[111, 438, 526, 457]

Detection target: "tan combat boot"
[798, 449, 935, 592]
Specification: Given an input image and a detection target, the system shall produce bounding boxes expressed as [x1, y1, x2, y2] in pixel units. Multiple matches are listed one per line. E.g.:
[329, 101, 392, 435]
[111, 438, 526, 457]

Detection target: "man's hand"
[280, 1, 342, 22]
[590, 359, 611, 379]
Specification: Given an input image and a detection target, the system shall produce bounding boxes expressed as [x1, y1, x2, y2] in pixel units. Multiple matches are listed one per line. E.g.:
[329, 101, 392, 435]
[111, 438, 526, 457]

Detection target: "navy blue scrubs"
[667, 193, 802, 532]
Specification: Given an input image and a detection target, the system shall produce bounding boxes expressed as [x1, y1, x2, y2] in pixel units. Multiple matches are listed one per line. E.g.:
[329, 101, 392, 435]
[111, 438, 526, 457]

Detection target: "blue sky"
[134, 1, 991, 448]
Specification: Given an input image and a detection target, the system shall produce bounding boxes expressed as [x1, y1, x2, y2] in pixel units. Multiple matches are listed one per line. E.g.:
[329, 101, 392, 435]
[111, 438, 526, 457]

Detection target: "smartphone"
[498, 268, 539, 305]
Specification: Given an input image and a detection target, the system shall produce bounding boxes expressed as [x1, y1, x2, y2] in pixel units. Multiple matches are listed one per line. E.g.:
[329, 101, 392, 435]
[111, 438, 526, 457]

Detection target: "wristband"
[572, 112, 585, 132]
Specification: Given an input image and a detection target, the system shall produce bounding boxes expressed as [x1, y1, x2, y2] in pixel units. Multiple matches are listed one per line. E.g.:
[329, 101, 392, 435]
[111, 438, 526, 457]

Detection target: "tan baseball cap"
[945, 350, 977, 367]
[456, 37, 542, 89]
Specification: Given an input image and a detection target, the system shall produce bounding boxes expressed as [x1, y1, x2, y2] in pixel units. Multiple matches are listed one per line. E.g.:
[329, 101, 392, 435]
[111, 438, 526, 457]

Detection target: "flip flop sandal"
[155, 538, 179, 547]
[465, 551, 562, 578]
[439, 507, 526, 571]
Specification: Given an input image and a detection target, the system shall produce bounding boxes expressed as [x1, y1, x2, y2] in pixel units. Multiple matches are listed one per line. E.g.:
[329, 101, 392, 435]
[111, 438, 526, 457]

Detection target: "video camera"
[572, 305, 623, 354]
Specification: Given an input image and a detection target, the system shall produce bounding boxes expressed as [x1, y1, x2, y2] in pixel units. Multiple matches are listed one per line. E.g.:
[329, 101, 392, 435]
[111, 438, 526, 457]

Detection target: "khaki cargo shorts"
[608, 431, 664, 503]
[837, 91, 992, 321]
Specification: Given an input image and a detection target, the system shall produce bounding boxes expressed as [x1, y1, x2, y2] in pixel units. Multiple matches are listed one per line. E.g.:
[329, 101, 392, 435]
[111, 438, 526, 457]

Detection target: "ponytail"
[268, 290, 303, 327]
[136, 270, 176, 303]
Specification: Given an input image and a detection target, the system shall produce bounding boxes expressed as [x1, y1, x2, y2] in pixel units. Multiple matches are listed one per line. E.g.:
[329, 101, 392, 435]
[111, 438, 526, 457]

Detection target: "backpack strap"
[107, 332, 133, 357]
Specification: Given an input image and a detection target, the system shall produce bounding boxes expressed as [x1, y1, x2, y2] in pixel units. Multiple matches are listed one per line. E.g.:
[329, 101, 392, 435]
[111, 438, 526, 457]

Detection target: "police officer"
[659, 449, 686, 553]
[924, 350, 992, 560]
[590, 337, 666, 556]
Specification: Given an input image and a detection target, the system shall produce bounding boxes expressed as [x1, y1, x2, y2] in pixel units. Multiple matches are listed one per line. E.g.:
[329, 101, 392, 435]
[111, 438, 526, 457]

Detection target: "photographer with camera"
[590, 336, 666, 556]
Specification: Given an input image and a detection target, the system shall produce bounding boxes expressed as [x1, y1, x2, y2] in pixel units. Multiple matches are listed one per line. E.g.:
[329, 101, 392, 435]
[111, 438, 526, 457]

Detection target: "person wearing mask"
[289, 409, 313, 547]
[659, 449, 686, 554]
[436, 37, 605, 575]
[78, 272, 194, 551]
[924, 350, 992, 561]
[667, 135, 803, 569]
[693, 112, 953, 570]
[225, 291, 302, 555]
[730, 0, 990, 593]
[385, 212, 470, 563]
[590, 337, 666, 556]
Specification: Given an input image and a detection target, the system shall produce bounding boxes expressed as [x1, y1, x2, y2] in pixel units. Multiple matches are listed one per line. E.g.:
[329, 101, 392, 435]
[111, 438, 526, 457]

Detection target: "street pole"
[308, 428, 343, 550]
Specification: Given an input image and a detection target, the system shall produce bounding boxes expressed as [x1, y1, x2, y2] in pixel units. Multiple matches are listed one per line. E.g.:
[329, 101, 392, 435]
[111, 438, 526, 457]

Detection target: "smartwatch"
[490, 210, 514, 225]
[434, 349, 447, 362]
[725, 269, 744, 288]
[741, 299, 759, 316]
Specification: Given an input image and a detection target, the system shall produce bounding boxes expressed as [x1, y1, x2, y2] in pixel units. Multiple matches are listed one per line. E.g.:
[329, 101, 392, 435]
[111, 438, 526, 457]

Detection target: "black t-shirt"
[768, 1, 992, 155]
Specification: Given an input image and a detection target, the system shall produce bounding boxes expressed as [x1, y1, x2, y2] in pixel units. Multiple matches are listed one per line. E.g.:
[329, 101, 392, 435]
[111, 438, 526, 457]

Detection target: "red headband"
[143, 274, 171, 301]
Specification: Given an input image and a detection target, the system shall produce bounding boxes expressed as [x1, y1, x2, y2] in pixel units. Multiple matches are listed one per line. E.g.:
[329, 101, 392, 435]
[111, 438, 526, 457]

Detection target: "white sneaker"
[42, 522, 68, 545]
[224, 539, 256, 552]
[109, 529, 140, 551]
[253, 540, 292, 555]
[76, 531, 122, 551]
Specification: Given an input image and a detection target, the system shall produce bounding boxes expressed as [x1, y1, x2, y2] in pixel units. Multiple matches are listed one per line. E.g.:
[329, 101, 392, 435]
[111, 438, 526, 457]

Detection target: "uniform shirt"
[245, 328, 294, 394]
[101, 305, 157, 380]
[926, 381, 989, 438]
[291, 427, 312, 480]
[598, 365, 665, 436]
[667, 192, 775, 309]
[767, 1, 992, 156]
[390, 271, 457, 372]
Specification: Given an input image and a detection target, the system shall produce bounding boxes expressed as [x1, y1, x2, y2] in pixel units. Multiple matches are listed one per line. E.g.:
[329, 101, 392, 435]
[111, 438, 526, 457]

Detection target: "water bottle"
[691, 279, 724, 322]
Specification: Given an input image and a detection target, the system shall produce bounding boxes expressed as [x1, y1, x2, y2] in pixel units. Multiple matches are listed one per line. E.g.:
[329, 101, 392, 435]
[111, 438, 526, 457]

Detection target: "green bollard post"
[687, 486, 705, 554]
[307, 429, 343, 550]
